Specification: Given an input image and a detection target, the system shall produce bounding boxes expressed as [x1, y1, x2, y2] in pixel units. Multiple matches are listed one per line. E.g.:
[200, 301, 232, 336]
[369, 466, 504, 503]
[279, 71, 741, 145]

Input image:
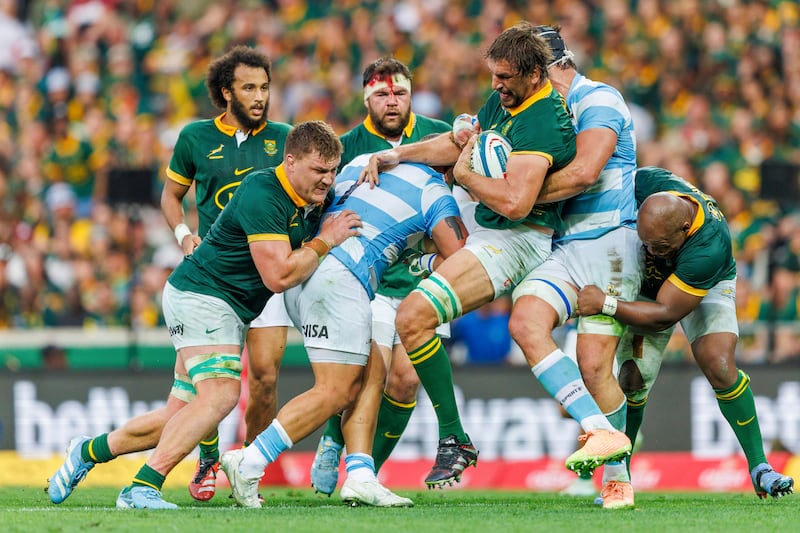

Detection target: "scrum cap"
[533, 25, 575, 68]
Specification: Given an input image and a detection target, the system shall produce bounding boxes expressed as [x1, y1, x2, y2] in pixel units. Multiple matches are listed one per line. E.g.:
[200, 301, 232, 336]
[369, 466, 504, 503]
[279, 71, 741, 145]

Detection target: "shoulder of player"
[237, 168, 279, 192]
[178, 118, 218, 136]
[411, 114, 451, 134]
[256, 121, 292, 136]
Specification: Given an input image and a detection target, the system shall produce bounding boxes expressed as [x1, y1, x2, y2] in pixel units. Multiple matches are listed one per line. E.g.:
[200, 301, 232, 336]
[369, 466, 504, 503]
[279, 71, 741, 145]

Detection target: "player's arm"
[453, 135, 549, 220]
[535, 127, 618, 204]
[428, 215, 468, 268]
[249, 210, 362, 293]
[361, 133, 462, 186]
[161, 178, 201, 255]
[577, 280, 703, 332]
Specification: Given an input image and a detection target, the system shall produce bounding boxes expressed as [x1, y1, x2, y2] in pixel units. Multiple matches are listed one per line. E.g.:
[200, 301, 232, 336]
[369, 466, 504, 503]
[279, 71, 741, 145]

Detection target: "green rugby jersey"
[168, 164, 332, 322]
[166, 114, 292, 236]
[339, 113, 451, 169]
[635, 166, 737, 300]
[340, 112, 451, 299]
[476, 81, 576, 231]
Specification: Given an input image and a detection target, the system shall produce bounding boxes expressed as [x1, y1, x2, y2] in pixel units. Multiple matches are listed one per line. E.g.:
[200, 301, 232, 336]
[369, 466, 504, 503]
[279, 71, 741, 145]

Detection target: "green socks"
[373, 393, 416, 470]
[407, 336, 467, 442]
[131, 463, 165, 491]
[82, 433, 115, 463]
[715, 369, 767, 471]
[199, 431, 220, 462]
[321, 413, 345, 447]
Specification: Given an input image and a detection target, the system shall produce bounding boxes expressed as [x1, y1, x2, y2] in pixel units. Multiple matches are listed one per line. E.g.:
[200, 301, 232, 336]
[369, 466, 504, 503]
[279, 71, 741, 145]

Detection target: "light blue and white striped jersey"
[556, 73, 637, 243]
[328, 154, 461, 299]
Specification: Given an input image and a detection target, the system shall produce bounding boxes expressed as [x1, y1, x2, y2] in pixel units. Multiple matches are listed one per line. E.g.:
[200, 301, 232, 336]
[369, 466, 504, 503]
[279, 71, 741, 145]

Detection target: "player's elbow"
[502, 199, 535, 221]
[261, 274, 292, 294]
[573, 169, 599, 190]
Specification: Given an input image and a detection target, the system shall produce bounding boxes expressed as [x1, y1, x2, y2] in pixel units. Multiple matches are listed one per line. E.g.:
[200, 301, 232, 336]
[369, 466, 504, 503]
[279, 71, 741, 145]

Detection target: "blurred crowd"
[0, 0, 799, 365]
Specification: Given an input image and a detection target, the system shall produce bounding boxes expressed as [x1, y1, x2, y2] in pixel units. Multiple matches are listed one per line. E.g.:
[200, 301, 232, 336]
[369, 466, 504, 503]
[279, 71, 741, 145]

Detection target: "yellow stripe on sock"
[132, 478, 160, 491]
[626, 397, 647, 408]
[384, 392, 417, 409]
[200, 435, 219, 446]
[716, 370, 750, 401]
[87, 440, 98, 462]
[408, 337, 441, 365]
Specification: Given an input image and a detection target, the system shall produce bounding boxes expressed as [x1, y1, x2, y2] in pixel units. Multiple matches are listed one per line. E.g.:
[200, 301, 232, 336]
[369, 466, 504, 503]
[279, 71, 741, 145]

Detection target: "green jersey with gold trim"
[339, 112, 451, 299]
[339, 112, 451, 170]
[475, 81, 576, 231]
[166, 114, 292, 236]
[168, 165, 332, 322]
[635, 166, 737, 300]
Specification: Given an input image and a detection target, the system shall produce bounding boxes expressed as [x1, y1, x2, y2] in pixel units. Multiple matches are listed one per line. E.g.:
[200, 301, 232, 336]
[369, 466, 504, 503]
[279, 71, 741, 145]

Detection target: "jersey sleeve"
[236, 179, 292, 243]
[421, 179, 461, 237]
[669, 233, 731, 296]
[572, 87, 628, 136]
[166, 126, 198, 186]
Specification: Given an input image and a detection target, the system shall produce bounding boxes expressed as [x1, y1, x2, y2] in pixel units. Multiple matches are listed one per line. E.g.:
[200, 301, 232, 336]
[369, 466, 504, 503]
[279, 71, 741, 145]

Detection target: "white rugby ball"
[470, 130, 511, 179]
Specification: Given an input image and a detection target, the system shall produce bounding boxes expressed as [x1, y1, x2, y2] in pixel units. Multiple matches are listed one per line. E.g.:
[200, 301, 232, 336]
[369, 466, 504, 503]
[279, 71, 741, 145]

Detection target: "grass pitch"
[1, 486, 796, 533]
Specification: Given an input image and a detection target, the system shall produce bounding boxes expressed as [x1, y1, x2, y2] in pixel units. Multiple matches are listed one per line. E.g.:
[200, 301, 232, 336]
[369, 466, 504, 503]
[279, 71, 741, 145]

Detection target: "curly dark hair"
[361, 56, 412, 87]
[206, 45, 272, 110]
[485, 21, 553, 79]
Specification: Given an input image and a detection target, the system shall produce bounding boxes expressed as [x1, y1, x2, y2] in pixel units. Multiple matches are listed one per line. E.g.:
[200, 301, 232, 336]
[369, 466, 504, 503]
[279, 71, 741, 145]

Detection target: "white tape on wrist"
[602, 295, 618, 317]
[174, 223, 192, 245]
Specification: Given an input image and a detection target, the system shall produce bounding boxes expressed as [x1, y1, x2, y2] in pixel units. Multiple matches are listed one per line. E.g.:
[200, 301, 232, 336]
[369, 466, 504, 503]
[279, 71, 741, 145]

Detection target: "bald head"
[638, 192, 695, 258]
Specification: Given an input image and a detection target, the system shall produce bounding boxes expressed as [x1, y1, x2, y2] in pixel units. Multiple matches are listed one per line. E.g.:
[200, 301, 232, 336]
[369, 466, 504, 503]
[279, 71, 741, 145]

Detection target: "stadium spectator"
[0, 0, 797, 366]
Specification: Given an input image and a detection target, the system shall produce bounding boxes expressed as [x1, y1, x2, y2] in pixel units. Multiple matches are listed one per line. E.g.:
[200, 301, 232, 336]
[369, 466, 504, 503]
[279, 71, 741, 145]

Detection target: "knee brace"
[413, 272, 464, 323]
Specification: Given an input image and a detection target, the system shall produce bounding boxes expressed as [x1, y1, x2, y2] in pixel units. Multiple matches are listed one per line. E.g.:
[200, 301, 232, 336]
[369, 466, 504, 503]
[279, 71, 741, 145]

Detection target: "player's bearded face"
[488, 58, 537, 109]
[366, 89, 411, 139]
[230, 89, 269, 131]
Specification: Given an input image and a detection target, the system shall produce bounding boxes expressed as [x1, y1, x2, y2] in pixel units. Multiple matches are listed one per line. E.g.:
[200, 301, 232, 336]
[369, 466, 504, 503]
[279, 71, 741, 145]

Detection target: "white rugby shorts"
[372, 293, 450, 349]
[284, 255, 371, 365]
[250, 291, 294, 328]
[162, 281, 246, 350]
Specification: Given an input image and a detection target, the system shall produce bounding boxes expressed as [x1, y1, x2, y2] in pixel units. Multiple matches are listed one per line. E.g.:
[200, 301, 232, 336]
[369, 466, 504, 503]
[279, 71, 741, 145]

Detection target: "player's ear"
[221, 87, 232, 102]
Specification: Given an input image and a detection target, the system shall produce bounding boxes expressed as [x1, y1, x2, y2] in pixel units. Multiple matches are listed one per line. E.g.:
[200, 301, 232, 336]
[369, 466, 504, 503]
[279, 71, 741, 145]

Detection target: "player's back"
[328, 155, 459, 298]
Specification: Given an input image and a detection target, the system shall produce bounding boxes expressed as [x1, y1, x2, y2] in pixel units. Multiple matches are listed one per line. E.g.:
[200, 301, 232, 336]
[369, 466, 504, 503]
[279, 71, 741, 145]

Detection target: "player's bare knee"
[385, 371, 419, 404]
[395, 300, 422, 339]
[508, 304, 552, 346]
[618, 359, 645, 396]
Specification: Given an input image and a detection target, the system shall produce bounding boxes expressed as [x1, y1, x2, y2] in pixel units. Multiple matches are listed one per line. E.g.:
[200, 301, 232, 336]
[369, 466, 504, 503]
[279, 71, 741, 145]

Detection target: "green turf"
[1, 487, 795, 533]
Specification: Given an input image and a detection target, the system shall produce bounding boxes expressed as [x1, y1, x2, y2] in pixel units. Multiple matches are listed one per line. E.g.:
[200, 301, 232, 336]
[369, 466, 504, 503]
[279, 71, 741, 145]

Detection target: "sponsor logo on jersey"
[207, 144, 224, 159]
[214, 181, 242, 210]
[168, 324, 184, 336]
[302, 324, 329, 339]
[234, 167, 254, 176]
[264, 139, 278, 156]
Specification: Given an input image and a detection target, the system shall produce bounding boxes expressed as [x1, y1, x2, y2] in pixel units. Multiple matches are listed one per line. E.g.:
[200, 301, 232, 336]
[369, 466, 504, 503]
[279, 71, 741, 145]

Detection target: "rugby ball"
[471, 130, 511, 179]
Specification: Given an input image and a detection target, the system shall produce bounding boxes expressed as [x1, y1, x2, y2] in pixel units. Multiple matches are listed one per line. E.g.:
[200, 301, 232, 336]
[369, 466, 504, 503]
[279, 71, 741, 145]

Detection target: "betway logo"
[12, 381, 239, 455]
[391, 388, 583, 460]
[691, 377, 800, 456]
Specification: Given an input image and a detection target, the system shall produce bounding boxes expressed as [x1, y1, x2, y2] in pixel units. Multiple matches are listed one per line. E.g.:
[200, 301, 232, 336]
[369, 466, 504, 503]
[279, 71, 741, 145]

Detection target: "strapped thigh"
[185, 352, 243, 384]
[412, 272, 463, 324]
[170, 372, 196, 402]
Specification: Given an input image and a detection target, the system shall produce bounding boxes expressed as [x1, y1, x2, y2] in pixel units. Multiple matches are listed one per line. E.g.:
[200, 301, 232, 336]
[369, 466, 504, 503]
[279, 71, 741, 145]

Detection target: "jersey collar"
[668, 192, 705, 237]
[214, 113, 267, 136]
[507, 80, 555, 117]
[363, 112, 416, 140]
[275, 163, 308, 208]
